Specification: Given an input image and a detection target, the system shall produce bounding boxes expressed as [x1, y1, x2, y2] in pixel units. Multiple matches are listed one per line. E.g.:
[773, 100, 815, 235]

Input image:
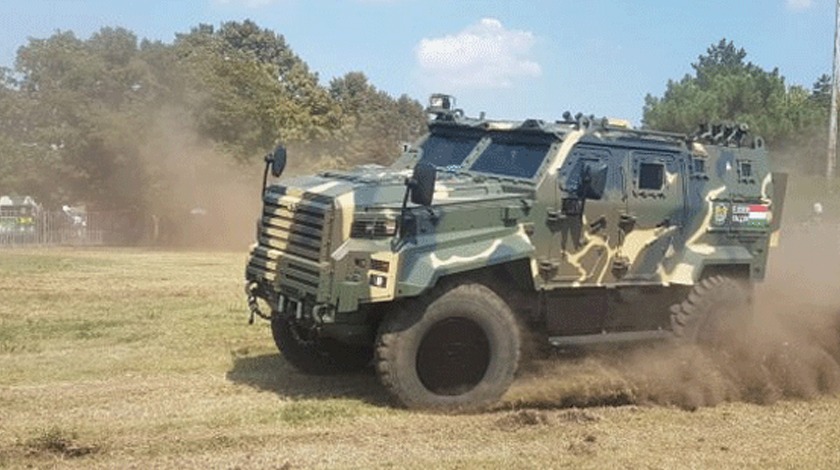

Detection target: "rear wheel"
[670, 275, 752, 346]
[271, 315, 372, 375]
[376, 283, 521, 411]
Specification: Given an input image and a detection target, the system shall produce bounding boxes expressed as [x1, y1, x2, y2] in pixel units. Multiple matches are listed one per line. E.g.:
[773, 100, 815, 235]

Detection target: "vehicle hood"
[270, 164, 524, 209]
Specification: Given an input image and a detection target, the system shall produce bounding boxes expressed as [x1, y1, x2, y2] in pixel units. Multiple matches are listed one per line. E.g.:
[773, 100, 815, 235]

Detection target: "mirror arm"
[261, 154, 271, 196]
[398, 178, 414, 238]
[575, 177, 588, 217]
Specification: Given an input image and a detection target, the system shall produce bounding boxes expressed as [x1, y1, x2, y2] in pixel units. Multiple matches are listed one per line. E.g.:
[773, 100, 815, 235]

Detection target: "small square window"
[739, 161, 752, 178]
[693, 158, 706, 174]
[638, 163, 664, 190]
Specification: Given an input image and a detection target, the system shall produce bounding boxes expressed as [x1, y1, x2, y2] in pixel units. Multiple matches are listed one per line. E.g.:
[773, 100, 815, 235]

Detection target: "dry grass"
[1, 246, 839, 469]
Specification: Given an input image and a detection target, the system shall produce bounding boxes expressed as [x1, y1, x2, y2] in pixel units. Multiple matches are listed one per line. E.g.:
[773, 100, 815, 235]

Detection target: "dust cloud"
[506, 224, 840, 410]
[133, 108, 334, 250]
[131, 108, 263, 249]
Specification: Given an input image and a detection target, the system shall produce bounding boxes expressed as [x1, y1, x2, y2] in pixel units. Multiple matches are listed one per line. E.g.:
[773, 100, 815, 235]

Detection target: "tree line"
[0, 20, 427, 212]
[0, 27, 833, 217]
[644, 39, 832, 174]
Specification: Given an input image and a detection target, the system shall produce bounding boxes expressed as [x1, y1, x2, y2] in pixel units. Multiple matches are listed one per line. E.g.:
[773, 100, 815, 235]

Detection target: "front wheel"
[376, 283, 521, 411]
[271, 315, 372, 375]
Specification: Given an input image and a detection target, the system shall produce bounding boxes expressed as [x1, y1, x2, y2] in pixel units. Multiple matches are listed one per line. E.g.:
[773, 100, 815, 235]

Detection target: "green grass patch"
[275, 399, 368, 425]
[24, 426, 99, 458]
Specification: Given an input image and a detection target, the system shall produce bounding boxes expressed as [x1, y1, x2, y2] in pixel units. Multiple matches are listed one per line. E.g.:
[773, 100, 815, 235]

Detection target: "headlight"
[350, 219, 398, 238]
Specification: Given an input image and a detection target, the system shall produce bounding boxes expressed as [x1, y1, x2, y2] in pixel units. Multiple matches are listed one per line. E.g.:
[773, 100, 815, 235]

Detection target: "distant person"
[812, 202, 823, 225]
[62, 205, 85, 227]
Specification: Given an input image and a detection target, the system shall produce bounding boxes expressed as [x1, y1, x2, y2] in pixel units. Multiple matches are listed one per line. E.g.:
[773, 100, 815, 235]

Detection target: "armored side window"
[560, 145, 613, 196]
[734, 159, 757, 184]
[738, 160, 752, 179]
[638, 162, 664, 190]
[693, 158, 706, 174]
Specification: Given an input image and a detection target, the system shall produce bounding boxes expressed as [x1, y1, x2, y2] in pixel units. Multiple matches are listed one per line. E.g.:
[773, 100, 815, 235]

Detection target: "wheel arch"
[667, 245, 755, 285]
[396, 230, 536, 298]
[698, 263, 751, 282]
[359, 257, 536, 351]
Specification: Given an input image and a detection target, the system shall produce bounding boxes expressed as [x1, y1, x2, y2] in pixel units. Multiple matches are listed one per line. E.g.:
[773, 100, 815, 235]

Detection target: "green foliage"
[329, 72, 425, 165]
[24, 426, 99, 458]
[276, 400, 363, 425]
[8, 28, 152, 208]
[0, 21, 426, 219]
[811, 73, 832, 108]
[644, 38, 831, 174]
[171, 21, 342, 157]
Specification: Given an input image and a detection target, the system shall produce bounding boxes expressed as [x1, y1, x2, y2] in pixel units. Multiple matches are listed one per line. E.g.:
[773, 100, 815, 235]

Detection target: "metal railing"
[0, 211, 125, 247]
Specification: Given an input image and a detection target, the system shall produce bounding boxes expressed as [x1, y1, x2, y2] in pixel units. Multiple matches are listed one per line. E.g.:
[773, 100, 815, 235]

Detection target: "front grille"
[247, 189, 334, 297]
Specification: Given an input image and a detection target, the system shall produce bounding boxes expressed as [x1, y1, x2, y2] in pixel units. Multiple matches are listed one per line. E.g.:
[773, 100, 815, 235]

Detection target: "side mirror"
[409, 162, 436, 207]
[270, 145, 287, 178]
[579, 161, 608, 200]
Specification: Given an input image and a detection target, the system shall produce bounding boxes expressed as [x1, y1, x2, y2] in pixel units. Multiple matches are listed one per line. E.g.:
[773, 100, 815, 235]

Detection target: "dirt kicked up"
[505, 224, 840, 411]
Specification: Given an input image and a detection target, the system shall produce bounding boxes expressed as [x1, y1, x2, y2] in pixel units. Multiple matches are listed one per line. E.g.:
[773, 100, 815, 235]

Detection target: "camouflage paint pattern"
[245, 109, 781, 338]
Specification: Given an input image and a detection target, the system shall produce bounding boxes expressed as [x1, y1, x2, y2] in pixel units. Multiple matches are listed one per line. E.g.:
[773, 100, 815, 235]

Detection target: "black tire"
[376, 283, 521, 411]
[271, 315, 372, 375]
[670, 275, 752, 346]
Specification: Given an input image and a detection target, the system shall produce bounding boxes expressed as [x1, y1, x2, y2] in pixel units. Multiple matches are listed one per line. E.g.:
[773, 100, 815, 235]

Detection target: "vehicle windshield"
[469, 134, 553, 179]
[417, 133, 481, 169]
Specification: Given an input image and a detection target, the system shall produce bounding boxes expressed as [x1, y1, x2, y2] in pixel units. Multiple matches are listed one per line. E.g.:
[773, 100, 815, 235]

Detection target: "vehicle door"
[547, 144, 625, 285]
[617, 150, 687, 282]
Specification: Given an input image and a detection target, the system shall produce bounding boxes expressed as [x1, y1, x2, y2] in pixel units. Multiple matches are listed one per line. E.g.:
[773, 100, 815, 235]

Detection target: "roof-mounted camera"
[426, 93, 463, 120]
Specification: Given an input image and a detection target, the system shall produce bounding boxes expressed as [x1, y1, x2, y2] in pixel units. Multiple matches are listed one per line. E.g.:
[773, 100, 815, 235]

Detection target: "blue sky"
[0, 0, 835, 125]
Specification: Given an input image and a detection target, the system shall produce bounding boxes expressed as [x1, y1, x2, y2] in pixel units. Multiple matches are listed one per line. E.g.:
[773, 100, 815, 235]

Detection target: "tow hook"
[245, 282, 271, 325]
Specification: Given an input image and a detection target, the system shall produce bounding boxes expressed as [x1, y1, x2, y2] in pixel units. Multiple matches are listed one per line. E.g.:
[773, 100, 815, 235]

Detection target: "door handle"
[618, 213, 636, 232]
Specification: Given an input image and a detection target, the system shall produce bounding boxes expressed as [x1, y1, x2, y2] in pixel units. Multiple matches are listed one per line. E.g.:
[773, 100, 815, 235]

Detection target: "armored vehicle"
[245, 95, 786, 410]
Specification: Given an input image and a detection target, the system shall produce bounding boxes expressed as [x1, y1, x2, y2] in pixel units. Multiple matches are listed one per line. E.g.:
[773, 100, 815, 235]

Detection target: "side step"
[548, 330, 671, 347]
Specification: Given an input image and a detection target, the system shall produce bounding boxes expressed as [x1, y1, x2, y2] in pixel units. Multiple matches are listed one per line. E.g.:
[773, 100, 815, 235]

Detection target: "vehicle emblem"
[713, 204, 728, 225]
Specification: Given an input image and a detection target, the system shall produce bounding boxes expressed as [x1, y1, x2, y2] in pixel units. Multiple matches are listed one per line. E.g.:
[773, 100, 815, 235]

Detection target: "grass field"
[1, 246, 839, 469]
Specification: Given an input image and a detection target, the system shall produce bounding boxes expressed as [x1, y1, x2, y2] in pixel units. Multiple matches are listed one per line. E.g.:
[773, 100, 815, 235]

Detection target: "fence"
[0, 210, 137, 247]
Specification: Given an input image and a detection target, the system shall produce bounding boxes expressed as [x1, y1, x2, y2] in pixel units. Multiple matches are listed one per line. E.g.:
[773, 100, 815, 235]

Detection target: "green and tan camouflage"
[244, 95, 785, 409]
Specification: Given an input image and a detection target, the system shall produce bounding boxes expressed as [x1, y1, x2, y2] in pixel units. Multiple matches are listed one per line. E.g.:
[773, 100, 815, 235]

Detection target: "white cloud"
[786, 0, 813, 11]
[415, 18, 541, 90]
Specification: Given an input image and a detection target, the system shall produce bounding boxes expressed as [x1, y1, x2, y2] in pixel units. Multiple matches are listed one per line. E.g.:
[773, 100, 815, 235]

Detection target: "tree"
[811, 73, 832, 109]
[329, 72, 425, 165]
[643, 39, 829, 173]
[693, 39, 749, 87]
[10, 29, 147, 207]
[172, 21, 343, 159]
[0, 21, 431, 244]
